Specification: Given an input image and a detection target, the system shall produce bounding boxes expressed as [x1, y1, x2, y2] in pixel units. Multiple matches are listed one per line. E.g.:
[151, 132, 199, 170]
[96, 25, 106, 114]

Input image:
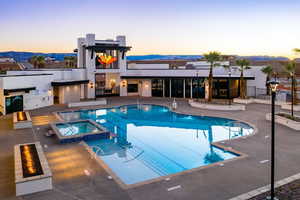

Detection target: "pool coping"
[55, 103, 258, 190]
[50, 119, 109, 142]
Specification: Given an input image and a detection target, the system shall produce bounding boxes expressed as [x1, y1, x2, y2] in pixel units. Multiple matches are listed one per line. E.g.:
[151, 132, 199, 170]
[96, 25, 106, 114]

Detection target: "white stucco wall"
[128, 63, 169, 70]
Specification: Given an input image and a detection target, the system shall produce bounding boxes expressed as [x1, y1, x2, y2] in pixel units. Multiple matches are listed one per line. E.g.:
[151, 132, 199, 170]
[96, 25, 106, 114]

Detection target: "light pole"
[291, 73, 294, 117]
[267, 78, 279, 200]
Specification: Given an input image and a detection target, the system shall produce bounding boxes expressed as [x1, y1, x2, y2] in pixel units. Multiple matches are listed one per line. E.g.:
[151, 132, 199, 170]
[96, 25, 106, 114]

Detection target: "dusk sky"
[1, 0, 300, 57]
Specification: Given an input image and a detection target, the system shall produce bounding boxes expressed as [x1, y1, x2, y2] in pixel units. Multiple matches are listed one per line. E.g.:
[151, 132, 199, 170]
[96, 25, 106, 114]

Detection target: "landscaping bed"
[277, 113, 300, 122]
[249, 179, 300, 200]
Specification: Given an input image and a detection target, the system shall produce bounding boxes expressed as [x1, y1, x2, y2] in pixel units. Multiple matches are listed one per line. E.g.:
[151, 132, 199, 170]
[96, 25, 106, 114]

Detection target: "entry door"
[5, 95, 23, 114]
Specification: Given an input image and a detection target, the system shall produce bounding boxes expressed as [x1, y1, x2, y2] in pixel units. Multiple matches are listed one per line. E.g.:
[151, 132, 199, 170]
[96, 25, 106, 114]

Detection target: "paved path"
[0, 97, 299, 200]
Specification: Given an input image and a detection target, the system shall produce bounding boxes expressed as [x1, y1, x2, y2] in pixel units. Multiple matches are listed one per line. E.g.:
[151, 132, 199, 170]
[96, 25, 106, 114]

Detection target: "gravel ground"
[249, 179, 300, 200]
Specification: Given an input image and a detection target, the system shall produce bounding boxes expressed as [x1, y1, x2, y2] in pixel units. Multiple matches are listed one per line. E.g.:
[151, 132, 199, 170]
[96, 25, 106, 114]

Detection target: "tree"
[236, 59, 251, 99]
[64, 56, 76, 68]
[36, 56, 45, 68]
[285, 61, 297, 116]
[261, 65, 273, 95]
[29, 56, 38, 68]
[203, 51, 222, 102]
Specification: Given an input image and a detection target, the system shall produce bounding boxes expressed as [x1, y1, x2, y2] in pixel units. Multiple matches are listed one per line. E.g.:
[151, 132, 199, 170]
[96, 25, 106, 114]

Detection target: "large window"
[185, 78, 191, 98]
[192, 78, 205, 98]
[171, 79, 184, 98]
[151, 79, 164, 97]
[127, 84, 138, 93]
[5, 95, 23, 114]
[164, 79, 170, 97]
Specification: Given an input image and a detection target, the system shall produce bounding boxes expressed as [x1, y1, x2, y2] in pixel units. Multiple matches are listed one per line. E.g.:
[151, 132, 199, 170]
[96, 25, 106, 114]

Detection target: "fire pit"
[15, 142, 52, 196]
[13, 111, 32, 129]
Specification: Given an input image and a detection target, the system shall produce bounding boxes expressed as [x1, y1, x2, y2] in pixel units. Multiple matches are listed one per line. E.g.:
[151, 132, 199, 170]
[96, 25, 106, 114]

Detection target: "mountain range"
[0, 51, 289, 62]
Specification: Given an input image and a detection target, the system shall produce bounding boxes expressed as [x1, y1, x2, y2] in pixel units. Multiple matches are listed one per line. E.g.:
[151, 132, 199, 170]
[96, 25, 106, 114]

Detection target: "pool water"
[56, 121, 100, 136]
[59, 104, 254, 185]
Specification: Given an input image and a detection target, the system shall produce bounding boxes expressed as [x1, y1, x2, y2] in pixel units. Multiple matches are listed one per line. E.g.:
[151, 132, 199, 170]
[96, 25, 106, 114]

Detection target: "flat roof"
[0, 73, 53, 77]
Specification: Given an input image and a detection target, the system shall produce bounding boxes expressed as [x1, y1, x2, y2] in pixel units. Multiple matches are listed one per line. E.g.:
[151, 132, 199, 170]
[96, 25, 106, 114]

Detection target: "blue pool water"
[59, 104, 253, 185]
[56, 121, 100, 136]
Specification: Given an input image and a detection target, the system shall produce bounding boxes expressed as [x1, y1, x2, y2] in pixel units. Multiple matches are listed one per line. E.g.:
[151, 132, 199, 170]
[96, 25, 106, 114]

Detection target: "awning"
[51, 80, 89, 86]
[4, 87, 36, 95]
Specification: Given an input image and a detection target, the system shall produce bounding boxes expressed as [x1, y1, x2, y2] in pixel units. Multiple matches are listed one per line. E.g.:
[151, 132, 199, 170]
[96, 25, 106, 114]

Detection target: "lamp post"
[267, 78, 279, 200]
[291, 73, 294, 117]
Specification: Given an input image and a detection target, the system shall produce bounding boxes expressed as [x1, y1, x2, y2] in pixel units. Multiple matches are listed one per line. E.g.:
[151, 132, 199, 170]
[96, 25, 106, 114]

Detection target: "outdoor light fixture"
[121, 80, 126, 87]
[89, 82, 94, 88]
[267, 78, 280, 200]
[268, 79, 279, 93]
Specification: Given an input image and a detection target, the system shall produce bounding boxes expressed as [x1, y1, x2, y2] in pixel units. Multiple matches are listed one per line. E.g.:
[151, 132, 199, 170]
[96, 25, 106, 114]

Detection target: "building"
[0, 57, 15, 63]
[0, 33, 267, 115]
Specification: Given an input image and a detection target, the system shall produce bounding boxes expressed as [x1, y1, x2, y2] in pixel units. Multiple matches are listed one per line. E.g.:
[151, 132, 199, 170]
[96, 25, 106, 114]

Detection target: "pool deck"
[1, 97, 300, 200]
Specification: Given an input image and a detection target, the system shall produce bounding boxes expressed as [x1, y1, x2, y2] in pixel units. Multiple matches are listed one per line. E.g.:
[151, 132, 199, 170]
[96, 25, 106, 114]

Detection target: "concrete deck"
[1, 97, 300, 200]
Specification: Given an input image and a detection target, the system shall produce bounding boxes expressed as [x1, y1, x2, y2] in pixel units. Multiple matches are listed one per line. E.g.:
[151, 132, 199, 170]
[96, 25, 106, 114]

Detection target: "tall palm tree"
[236, 59, 251, 99]
[29, 56, 38, 68]
[36, 56, 45, 68]
[261, 65, 273, 95]
[285, 61, 297, 117]
[203, 51, 222, 102]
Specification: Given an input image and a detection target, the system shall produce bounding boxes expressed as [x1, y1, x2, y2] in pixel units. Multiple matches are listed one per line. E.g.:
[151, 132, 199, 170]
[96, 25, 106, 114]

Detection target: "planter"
[15, 142, 52, 196]
[266, 113, 300, 131]
[189, 100, 245, 111]
[233, 98, 285, 106]
[13, 111, 32, 129]
[281, 104, 300, 111]
[233, 98, 254, 104]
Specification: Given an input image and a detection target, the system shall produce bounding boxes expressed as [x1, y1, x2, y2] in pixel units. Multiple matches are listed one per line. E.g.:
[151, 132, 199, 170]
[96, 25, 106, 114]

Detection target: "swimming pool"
[58, 104, 254, 185]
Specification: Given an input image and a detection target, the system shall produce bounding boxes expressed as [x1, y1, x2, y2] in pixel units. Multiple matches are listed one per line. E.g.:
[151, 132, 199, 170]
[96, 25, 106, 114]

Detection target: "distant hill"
[0, 51, 290, 62]
[0, 51, 76, 62]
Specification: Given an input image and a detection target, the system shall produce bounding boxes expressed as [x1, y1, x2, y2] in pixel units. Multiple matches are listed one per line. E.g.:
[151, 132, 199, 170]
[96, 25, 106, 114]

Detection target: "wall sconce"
[48, 89, 52, 96]
[121, 80, 126, 87]
[89, 82, 94, 88]
[145, 84, 149, 88]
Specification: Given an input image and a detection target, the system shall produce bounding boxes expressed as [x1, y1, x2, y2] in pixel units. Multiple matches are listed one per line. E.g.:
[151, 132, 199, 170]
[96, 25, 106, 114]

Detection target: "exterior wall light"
[121, 80, 126, 87]
[89, 82, 94, 89]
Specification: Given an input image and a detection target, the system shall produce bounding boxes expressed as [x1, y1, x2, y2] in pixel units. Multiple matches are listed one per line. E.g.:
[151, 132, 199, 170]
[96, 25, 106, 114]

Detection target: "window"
[127, 84, 138, 93]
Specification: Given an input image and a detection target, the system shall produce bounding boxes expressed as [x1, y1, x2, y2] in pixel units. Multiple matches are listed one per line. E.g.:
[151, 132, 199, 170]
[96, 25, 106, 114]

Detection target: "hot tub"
[50, 119, 109, 143]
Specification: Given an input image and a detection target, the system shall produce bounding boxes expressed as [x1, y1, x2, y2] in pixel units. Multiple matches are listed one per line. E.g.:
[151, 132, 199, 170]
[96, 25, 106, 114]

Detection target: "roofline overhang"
[4, 87, 36, 96]
[51, 80, 89, 86]
[121, 76, 255, 80]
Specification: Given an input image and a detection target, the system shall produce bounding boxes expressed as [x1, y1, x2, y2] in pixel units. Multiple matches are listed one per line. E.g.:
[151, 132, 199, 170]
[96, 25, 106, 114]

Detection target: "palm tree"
[261, 65, 273, 95]
[203, 51, 222, 102]
[64, 56, 76, 68]
[36, 56, 45, 68]
[285, 61, 297, 117]
[29, 56, 38, 68]
[236, 59, 251, 99]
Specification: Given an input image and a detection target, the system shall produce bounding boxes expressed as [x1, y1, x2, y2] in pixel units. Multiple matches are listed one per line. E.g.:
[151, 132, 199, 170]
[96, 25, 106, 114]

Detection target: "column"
[190, 79, 193, 99]
[169, 79, 172, 98]
[183, 79, 186, 98]
[163, 79, 165, 97]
